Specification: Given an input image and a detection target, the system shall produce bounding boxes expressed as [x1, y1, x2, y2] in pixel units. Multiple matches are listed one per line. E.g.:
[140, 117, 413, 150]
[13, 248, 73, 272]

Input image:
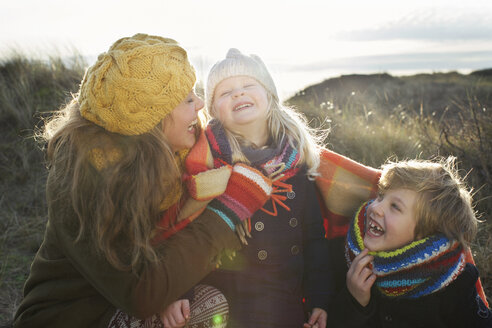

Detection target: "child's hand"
[160, 299, 190, 328]
[346, 248, 376, 307]
[303, 307, 327, 328]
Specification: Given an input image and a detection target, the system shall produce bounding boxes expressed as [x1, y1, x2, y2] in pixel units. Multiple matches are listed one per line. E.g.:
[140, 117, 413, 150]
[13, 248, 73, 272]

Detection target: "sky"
[1, 0, 492, 98]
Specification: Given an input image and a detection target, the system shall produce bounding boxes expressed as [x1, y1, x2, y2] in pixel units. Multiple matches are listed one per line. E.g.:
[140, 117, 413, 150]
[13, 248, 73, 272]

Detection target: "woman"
[13, 34, 270, 328]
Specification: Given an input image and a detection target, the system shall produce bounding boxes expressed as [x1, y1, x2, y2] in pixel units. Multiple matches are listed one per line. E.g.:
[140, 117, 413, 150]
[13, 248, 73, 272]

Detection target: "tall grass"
[0, 52, 490, 325]
[0, 51, 86, 324]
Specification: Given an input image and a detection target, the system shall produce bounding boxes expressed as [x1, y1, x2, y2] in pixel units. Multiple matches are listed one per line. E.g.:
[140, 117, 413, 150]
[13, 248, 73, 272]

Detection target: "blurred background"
[2, 0, 491, 98]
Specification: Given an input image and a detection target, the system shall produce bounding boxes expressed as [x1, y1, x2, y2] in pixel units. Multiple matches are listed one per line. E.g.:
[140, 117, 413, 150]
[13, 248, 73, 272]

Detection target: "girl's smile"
[233, 102, 254, 112]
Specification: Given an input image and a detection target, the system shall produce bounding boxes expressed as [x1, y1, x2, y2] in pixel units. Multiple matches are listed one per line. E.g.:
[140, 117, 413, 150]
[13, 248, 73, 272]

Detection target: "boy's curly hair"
[379, 157, 478, 246]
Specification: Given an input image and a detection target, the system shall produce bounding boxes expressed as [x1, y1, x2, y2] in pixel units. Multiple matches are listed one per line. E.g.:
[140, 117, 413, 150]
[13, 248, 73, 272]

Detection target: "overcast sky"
[1, 0, 491, 98]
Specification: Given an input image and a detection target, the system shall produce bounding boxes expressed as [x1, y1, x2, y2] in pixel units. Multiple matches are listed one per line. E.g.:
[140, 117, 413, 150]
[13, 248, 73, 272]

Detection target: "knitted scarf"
[205, 119, 301, 216]
[205, 119, 300, 174]
[345, 201, 466, 299]
[151, 121, 301, 243]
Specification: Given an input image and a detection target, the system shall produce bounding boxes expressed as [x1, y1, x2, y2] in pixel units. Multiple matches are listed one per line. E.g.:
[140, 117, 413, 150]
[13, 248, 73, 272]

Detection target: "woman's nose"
[195, 96, 204, 112]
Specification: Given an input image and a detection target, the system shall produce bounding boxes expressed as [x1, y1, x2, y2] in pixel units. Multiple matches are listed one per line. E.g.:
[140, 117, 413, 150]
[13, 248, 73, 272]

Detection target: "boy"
[330, 158, 491, 327]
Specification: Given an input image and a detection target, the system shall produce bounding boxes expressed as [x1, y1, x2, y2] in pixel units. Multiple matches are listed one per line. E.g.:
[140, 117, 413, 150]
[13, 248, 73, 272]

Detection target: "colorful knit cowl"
[345, 201, 466, 299]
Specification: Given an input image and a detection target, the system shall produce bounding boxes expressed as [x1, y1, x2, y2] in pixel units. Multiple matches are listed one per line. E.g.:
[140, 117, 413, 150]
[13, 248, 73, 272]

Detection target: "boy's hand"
[346, 248, 376, 307]
[160, 299, 190, 328]
[303, 307, 327, 328]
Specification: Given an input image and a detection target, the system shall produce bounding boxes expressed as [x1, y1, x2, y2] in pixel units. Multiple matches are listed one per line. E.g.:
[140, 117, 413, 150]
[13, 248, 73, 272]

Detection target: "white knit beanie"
[206, 48, 278, 111]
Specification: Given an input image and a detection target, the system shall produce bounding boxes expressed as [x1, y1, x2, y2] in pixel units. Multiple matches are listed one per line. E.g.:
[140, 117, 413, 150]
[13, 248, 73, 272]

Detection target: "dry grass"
[0, 50, 85, 325]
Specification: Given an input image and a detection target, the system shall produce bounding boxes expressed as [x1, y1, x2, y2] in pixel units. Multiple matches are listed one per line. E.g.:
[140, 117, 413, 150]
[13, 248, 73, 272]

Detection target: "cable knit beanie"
[206, 48, 278, 111]
[79, 33, 196, 135]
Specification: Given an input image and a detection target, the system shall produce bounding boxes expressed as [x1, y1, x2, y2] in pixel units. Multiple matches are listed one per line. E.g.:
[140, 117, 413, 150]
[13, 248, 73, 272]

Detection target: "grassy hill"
[0, 53, 490, 325]
[286, 70, 492, 309]
[286, 70, 492, 215]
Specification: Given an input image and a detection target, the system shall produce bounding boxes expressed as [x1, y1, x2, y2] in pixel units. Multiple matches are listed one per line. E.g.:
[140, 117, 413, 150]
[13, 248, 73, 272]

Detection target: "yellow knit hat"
[79, 33, 196, 135]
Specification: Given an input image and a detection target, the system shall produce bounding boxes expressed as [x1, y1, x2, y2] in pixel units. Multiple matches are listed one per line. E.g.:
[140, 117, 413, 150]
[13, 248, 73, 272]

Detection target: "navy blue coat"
[201, 170, 332, 327]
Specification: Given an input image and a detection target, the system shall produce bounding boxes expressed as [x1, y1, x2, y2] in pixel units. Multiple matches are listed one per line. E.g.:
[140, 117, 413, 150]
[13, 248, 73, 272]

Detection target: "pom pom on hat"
[78, 33, 196, 135]
[206, 48, 278, 112]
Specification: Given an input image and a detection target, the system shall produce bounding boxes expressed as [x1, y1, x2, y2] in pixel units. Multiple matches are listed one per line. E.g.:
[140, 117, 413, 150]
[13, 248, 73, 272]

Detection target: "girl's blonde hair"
[378, 157, 478, 246]
[42, 97, 181, 271]
[209, 92, 326, 178]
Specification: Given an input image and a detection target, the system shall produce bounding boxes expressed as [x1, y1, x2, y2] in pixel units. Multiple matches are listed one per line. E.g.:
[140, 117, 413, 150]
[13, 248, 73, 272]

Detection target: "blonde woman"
[13, 35, 271, 328]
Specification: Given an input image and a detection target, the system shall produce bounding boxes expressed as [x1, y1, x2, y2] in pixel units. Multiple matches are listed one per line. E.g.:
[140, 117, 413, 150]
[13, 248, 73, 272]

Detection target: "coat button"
[287, 191, 296, 199]
[291, 245, 300, 255]
[255, 221, 264, 232]
[289, 217, 298, 227]
[258, 250, 268, 260]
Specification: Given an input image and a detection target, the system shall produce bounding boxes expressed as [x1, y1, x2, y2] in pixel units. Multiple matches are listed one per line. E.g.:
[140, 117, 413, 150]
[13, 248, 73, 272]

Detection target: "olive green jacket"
[13, 198, 241, 328]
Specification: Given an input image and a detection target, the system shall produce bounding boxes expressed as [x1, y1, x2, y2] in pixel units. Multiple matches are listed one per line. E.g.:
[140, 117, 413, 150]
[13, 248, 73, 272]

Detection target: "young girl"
[162, 48, 385, 328]
[162, 48, 331, 328]
[331, 158, 492, 327]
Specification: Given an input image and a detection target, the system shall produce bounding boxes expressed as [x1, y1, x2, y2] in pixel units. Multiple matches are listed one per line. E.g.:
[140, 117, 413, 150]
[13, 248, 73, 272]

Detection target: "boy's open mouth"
[367, 218, 385, 237]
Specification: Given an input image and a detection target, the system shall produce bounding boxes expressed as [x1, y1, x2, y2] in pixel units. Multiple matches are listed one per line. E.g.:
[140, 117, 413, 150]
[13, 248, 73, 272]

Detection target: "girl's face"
[162, 90, 204, 152]
[213, 76, 269, 138]
[364, 188, 418, 252]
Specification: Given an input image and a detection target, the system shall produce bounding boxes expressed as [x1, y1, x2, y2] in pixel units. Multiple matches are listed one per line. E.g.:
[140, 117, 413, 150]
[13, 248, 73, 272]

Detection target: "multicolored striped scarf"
[205, 119, 300, 175]
[205, 119, 301, 216]
[345, 201, 466, 299]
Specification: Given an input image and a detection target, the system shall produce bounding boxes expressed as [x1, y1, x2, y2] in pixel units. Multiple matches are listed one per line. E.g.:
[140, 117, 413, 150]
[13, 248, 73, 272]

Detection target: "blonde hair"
[209, 91, 326, 178]
[378, 157, 478, 246]
[42, 97, 181, 271]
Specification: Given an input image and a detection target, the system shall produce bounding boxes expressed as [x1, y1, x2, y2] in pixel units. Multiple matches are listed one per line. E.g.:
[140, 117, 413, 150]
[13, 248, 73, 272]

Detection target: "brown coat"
[13, 193, 241, 328]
